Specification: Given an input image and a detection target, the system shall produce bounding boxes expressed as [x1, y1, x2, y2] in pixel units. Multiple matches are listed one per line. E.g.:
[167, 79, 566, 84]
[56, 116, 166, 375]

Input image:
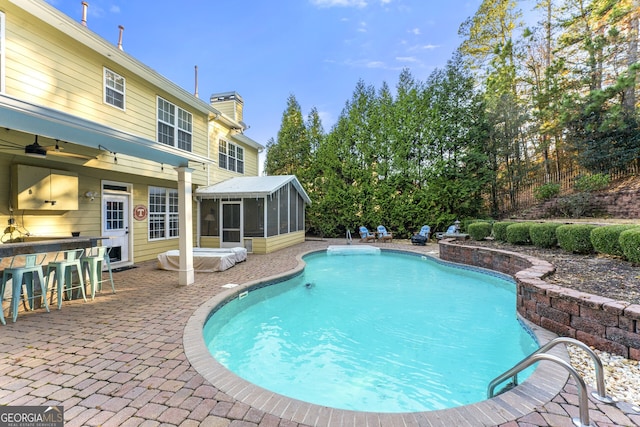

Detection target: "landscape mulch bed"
[461, 240, 640, 305]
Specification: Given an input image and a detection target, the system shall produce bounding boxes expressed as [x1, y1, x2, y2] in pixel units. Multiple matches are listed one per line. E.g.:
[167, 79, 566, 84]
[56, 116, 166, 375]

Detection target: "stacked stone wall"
[439, 240, 640, 360]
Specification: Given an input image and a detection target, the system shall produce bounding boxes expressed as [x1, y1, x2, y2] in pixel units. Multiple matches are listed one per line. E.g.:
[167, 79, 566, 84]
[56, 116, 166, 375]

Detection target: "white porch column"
[176, 166, 195, 286]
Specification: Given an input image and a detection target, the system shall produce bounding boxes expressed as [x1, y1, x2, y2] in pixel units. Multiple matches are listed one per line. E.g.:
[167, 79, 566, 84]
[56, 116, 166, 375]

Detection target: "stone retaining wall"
[438, 240, 640, 360]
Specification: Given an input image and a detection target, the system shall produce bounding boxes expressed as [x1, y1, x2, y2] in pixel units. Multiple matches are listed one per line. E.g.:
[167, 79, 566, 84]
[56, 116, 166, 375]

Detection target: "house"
[0, 0, 308, 285]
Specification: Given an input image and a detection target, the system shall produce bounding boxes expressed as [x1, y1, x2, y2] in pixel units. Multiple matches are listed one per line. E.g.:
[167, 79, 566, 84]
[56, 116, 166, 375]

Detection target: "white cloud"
[365, 60, 386, 68]
[408, 44, 440, 51]
[357, 21, 368, 33]
[109, 5, 121, 13]
[310, 0, 368, 8]
[396, 56, 418, 62]
[409, 28, 421, 36]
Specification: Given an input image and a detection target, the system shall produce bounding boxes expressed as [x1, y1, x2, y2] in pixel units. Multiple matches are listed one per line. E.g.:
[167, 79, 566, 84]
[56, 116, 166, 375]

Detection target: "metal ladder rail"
[488, 337, 616, 427]
[489, 353, 593, 427]
[346, 229, 352, 245]
[488, 337, 614, 403]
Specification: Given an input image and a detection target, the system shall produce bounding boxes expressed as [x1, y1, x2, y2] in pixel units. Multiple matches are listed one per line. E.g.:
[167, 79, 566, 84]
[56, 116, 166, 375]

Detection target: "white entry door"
[102, 194, 130, 266]
[221, 202, 241, 248]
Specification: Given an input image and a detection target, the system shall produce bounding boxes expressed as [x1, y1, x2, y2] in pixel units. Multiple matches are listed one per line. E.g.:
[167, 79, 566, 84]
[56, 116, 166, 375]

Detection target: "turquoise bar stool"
[81, 246, 115, 299]
[103, 247, 116, 294]
[1, 253, 50, 323]
[46, 248, 86, 309]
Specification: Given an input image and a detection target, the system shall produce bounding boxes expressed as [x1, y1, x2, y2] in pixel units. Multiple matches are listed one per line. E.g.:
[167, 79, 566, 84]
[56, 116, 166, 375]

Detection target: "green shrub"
[493, 221, 516, 242]
[506, 222, 533, 245]
[590, 225, 640, 257]
[556, 224, 597, 254]
[573, 173, 610, 192]
[468, 222, 492, 241]
[620, 228, 640, 264]
[530, 222, 562, 248]
[534, 183, 561, 200]
[555, 193, 593, 218]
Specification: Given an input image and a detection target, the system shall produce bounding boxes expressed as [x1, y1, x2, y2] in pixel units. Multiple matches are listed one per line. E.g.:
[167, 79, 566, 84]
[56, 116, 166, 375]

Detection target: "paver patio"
[1, 239, 638, 426]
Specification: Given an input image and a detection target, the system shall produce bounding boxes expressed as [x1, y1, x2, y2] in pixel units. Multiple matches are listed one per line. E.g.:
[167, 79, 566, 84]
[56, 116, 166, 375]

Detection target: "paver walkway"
[1, 239, 639, 426]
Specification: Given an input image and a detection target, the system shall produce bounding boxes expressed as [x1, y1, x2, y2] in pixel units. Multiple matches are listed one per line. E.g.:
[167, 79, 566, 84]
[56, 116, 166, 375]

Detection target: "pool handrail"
[488, 336, 616, 427]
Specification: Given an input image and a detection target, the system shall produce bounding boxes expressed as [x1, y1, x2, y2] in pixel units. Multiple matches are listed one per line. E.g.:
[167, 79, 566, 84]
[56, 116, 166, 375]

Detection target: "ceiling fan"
[1, 135, 96, 160]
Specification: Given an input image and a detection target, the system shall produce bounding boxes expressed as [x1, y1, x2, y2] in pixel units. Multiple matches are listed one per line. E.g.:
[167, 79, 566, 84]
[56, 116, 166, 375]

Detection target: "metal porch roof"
[196, 175, 311, 204]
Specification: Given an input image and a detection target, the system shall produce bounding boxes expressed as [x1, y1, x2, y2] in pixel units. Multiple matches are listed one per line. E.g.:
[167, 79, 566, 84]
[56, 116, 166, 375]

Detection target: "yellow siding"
[264, 231, 306, 254]
[4, 5, 210, 179]
[0, 154, 200, 263]
[196, 233, 305, 255]
[0, 3, 277, 267]
[208, 123, 261, 184]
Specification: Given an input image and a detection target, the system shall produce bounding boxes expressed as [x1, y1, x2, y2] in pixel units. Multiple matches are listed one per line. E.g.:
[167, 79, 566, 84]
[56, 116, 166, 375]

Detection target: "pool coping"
[183, 247, 569, 427]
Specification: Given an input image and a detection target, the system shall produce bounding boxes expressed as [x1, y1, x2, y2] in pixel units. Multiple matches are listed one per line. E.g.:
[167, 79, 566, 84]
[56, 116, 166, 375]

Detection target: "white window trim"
[103, 67, 126, 110]
[0, 12, 5, 93]
[148, 186, 179, 241]
[156, 96, 193, 151]
[218, 139, 245, 174]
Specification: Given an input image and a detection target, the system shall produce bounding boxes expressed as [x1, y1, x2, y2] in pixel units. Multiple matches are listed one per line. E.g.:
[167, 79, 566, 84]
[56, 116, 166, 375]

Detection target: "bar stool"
[81, 246, 115, 299]
[1, 253, 50, 324]
[104, 247, 116, 294]
[46, 249, 86, 309]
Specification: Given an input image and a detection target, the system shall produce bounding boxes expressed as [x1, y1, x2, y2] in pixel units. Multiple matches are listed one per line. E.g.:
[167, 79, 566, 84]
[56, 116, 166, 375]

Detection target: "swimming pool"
[202, 248, 539, 413]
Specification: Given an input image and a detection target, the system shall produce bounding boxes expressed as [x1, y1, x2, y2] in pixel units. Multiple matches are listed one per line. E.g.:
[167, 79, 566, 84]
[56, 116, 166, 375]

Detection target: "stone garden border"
[438, 239, 640, 361]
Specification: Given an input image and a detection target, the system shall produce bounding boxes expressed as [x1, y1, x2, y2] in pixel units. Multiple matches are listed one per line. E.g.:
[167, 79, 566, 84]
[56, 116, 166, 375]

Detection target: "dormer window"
[157, 97, 192, 151]
[104, 68, 125, 109]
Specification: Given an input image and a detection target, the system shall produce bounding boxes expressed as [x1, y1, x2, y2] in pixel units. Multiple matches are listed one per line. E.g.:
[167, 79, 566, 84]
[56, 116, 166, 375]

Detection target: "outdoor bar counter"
[0, 237, 104, 257]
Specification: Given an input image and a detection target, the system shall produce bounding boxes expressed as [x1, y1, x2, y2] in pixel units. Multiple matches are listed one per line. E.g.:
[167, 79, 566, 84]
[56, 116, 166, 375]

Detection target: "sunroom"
[195, 175, 311, 254]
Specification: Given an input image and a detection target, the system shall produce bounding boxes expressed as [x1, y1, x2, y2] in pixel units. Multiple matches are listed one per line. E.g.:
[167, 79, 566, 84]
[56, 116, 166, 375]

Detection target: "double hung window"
[218, 139, 244, 173]
[157, 97, 192, 151]
[148, 186, 179, 240]
[104, 68, 125, 109]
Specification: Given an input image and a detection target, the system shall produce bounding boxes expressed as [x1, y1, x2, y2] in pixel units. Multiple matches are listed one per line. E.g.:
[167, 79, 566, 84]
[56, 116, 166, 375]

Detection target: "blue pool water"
[203, 250, 538, 413]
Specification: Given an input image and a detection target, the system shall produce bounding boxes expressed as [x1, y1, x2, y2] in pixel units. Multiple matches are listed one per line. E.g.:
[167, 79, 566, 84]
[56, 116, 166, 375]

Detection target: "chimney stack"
[81, 1, 88, 26]
[117, 25, 124, 50]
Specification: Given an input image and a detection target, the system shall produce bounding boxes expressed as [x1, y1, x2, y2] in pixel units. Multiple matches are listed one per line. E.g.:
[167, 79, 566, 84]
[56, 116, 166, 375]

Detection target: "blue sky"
[46, 0, 496, 167]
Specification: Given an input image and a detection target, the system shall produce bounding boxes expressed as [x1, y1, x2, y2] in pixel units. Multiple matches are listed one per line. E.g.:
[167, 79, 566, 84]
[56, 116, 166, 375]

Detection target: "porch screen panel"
[244, 198, 264, 237]
[289, 184, 297, 231]
[201, 199, 219, 236]
[297, 193, 304, 232]
[279, 187, 288, 234]
[267, 194, 278, 237]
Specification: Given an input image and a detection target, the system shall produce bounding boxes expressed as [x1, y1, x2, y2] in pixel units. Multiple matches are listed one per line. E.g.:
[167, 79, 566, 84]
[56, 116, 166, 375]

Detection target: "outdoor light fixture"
[24, 135, 47, 158]
[98, 144, 117, 164]
[85, 191, 99, 201]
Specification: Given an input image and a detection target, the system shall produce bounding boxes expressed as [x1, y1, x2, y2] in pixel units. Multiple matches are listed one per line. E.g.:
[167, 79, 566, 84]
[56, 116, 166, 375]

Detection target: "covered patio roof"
[0, 94, 213, 167]
[196, 175, 311, 204]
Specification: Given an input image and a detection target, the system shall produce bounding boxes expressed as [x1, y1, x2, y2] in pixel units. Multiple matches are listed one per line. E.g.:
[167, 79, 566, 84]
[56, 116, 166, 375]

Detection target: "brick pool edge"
[438, 239, 640, 361]
[183, 247, 571, 427]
